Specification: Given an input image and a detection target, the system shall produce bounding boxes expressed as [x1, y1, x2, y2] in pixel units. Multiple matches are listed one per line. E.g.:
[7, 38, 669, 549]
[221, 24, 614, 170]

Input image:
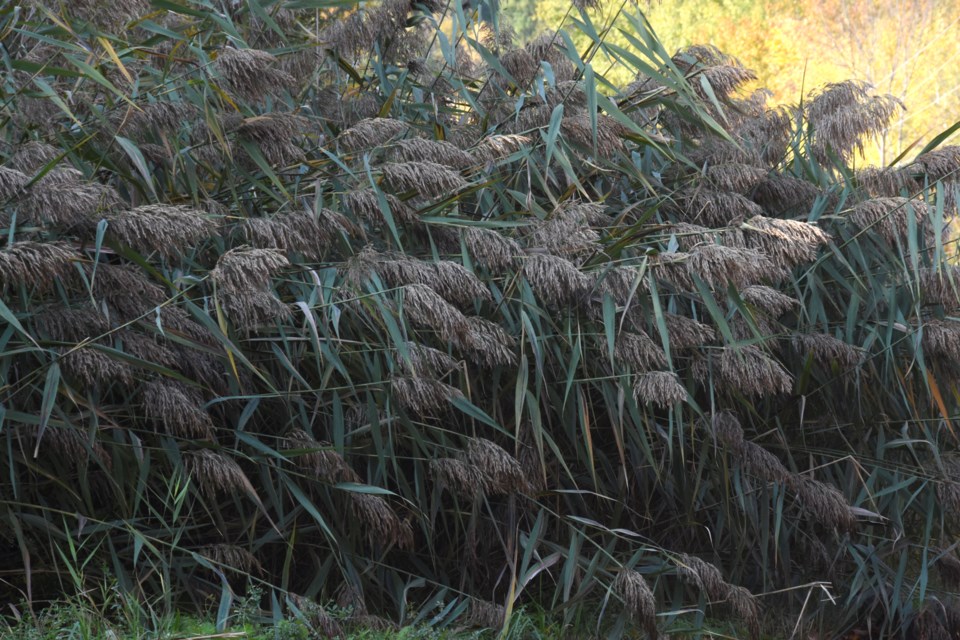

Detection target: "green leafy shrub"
[2, 1, 960, 638]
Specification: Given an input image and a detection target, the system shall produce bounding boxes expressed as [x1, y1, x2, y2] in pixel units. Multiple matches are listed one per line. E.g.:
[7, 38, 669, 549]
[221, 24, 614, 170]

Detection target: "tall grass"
[2, 1, 960, 638]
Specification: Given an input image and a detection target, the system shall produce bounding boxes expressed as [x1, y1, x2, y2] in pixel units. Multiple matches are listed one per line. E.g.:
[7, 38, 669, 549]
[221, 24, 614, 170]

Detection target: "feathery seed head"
[337, 118, 408, 153]
[284, 429, 359, 483]
[614, 331, 667, 371]
[9, 141, 59, 173]
[211, 247, 289, 291]
[793, 475, 856, 532]
[391, 138, 476, 170]
[237, 114, 309, 166]
[718, 345, 792, 397]
[390, 375, 464, 414]
[677, 554, 727, 601]
[522, 254, 592, 307]
[633, 370, 687, 407]
[184, 449, 255, 497]
[613, 570, 657, 636]
[711, 411, 744, 448]
[687, 244, 784, 289]
[461, 316, 518, 368]
[464, 438, 529, 494]
[142, 380, 215, 440]
[396, 343, 459, 377]
[0, 242, 76, 289]
[792, 333, 862, 369]
[742, 215, 830, 268]
[461, 227, 523, 273]
[431, 458, 489, 498]
[381, 161, 468, 199]
[60, 347, 134, 388]
[215, 47, 295, 103]
[0, 167, 28, 201]
[106, 205, 217, 258]
[740, 285, 798, 316]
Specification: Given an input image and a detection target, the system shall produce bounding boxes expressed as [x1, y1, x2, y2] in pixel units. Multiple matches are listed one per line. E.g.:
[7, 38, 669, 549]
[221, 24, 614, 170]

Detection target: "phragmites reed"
[649, 312, 717, 350]
[686, 244, 783, 289]
[8, 141, 59, 173]
[935, 549, 960, 587]
[391, 138, 476, 170]
[0, 241, 76, 289]
[284, 429, 359, 484]
[677, 554, 728, 601]
[525, 203, 602, 258]
[919, 319, 960, 362]
[560, 114, 626, 157]
[380, 161, 468, 199]
[59, 347, 134, 388]
[0, 167, 28, 200]
[710, 411, 745, 448]
[680, 188, 764, 226]
[390, 375, 465, 414]
[211, 247, 289, 291]
[805, 81, 902, 163]
[793, 475, 856, 532]
[633, 371, 687, 407]
[717, 345, 793, 397]
[752, 175, 822, 212]
[200, 544, 263, 575]
[461, 316, 518, 367]
[337, 118, 409, 153]
[792, 333, 862, 369]
[613, 331, 667, 371]
[431, 458, 490, 498]
[343, 188, 416, 226]
[705, 163, 768, 194]
[142, 380, 215, 440]
[215, 47, 295, 103]
[236, 113, 309, 166]
[613, 569, 657, 638]
[241, 210, 343, 260]
[349, 492, 412, 549]
[736, 439, 791, 484]
[740, 285, 798, 316]
[105, 205, 217, 257]
[848, 197, 930, 246]
[396, 343, 459, 377]
[463, 438, 529, 494]
[219, 288, 293, 331]
[34, 305, 109, 342]
[474, 133, 530, 163]
[741, 215, 831, 268]
[461, 227, 523, 272]
[401, 283, 470, 343]
[18, 172, 121, 228]
[183, 450, 256, 498]
[522, 254, 593, 307]
[919, 266, 960, 309]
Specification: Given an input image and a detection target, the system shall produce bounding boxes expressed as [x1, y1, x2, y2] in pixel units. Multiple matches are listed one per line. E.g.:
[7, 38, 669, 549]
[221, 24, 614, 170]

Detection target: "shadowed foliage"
[2, 1, 960, 638]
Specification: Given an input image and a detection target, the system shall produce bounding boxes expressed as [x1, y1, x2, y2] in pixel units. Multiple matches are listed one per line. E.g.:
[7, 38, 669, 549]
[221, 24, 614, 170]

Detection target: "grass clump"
[3, 0, 960, 639]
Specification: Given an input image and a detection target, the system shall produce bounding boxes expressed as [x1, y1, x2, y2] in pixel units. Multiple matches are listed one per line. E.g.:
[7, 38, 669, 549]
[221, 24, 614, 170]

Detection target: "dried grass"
[0, 241, 77, 289]
[522, 254, 593, 307]
[718, 345, 793, 397]
[215, 47, 295, 103]
[142, 380, 215, 440]
[613, 569, 657, 637]
[633, 371, 687, 407]
[381, 161, 468, 199]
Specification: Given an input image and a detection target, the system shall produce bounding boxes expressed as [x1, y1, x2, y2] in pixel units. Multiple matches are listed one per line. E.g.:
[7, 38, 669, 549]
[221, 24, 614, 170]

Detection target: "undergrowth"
[2, 0, 960, 638]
